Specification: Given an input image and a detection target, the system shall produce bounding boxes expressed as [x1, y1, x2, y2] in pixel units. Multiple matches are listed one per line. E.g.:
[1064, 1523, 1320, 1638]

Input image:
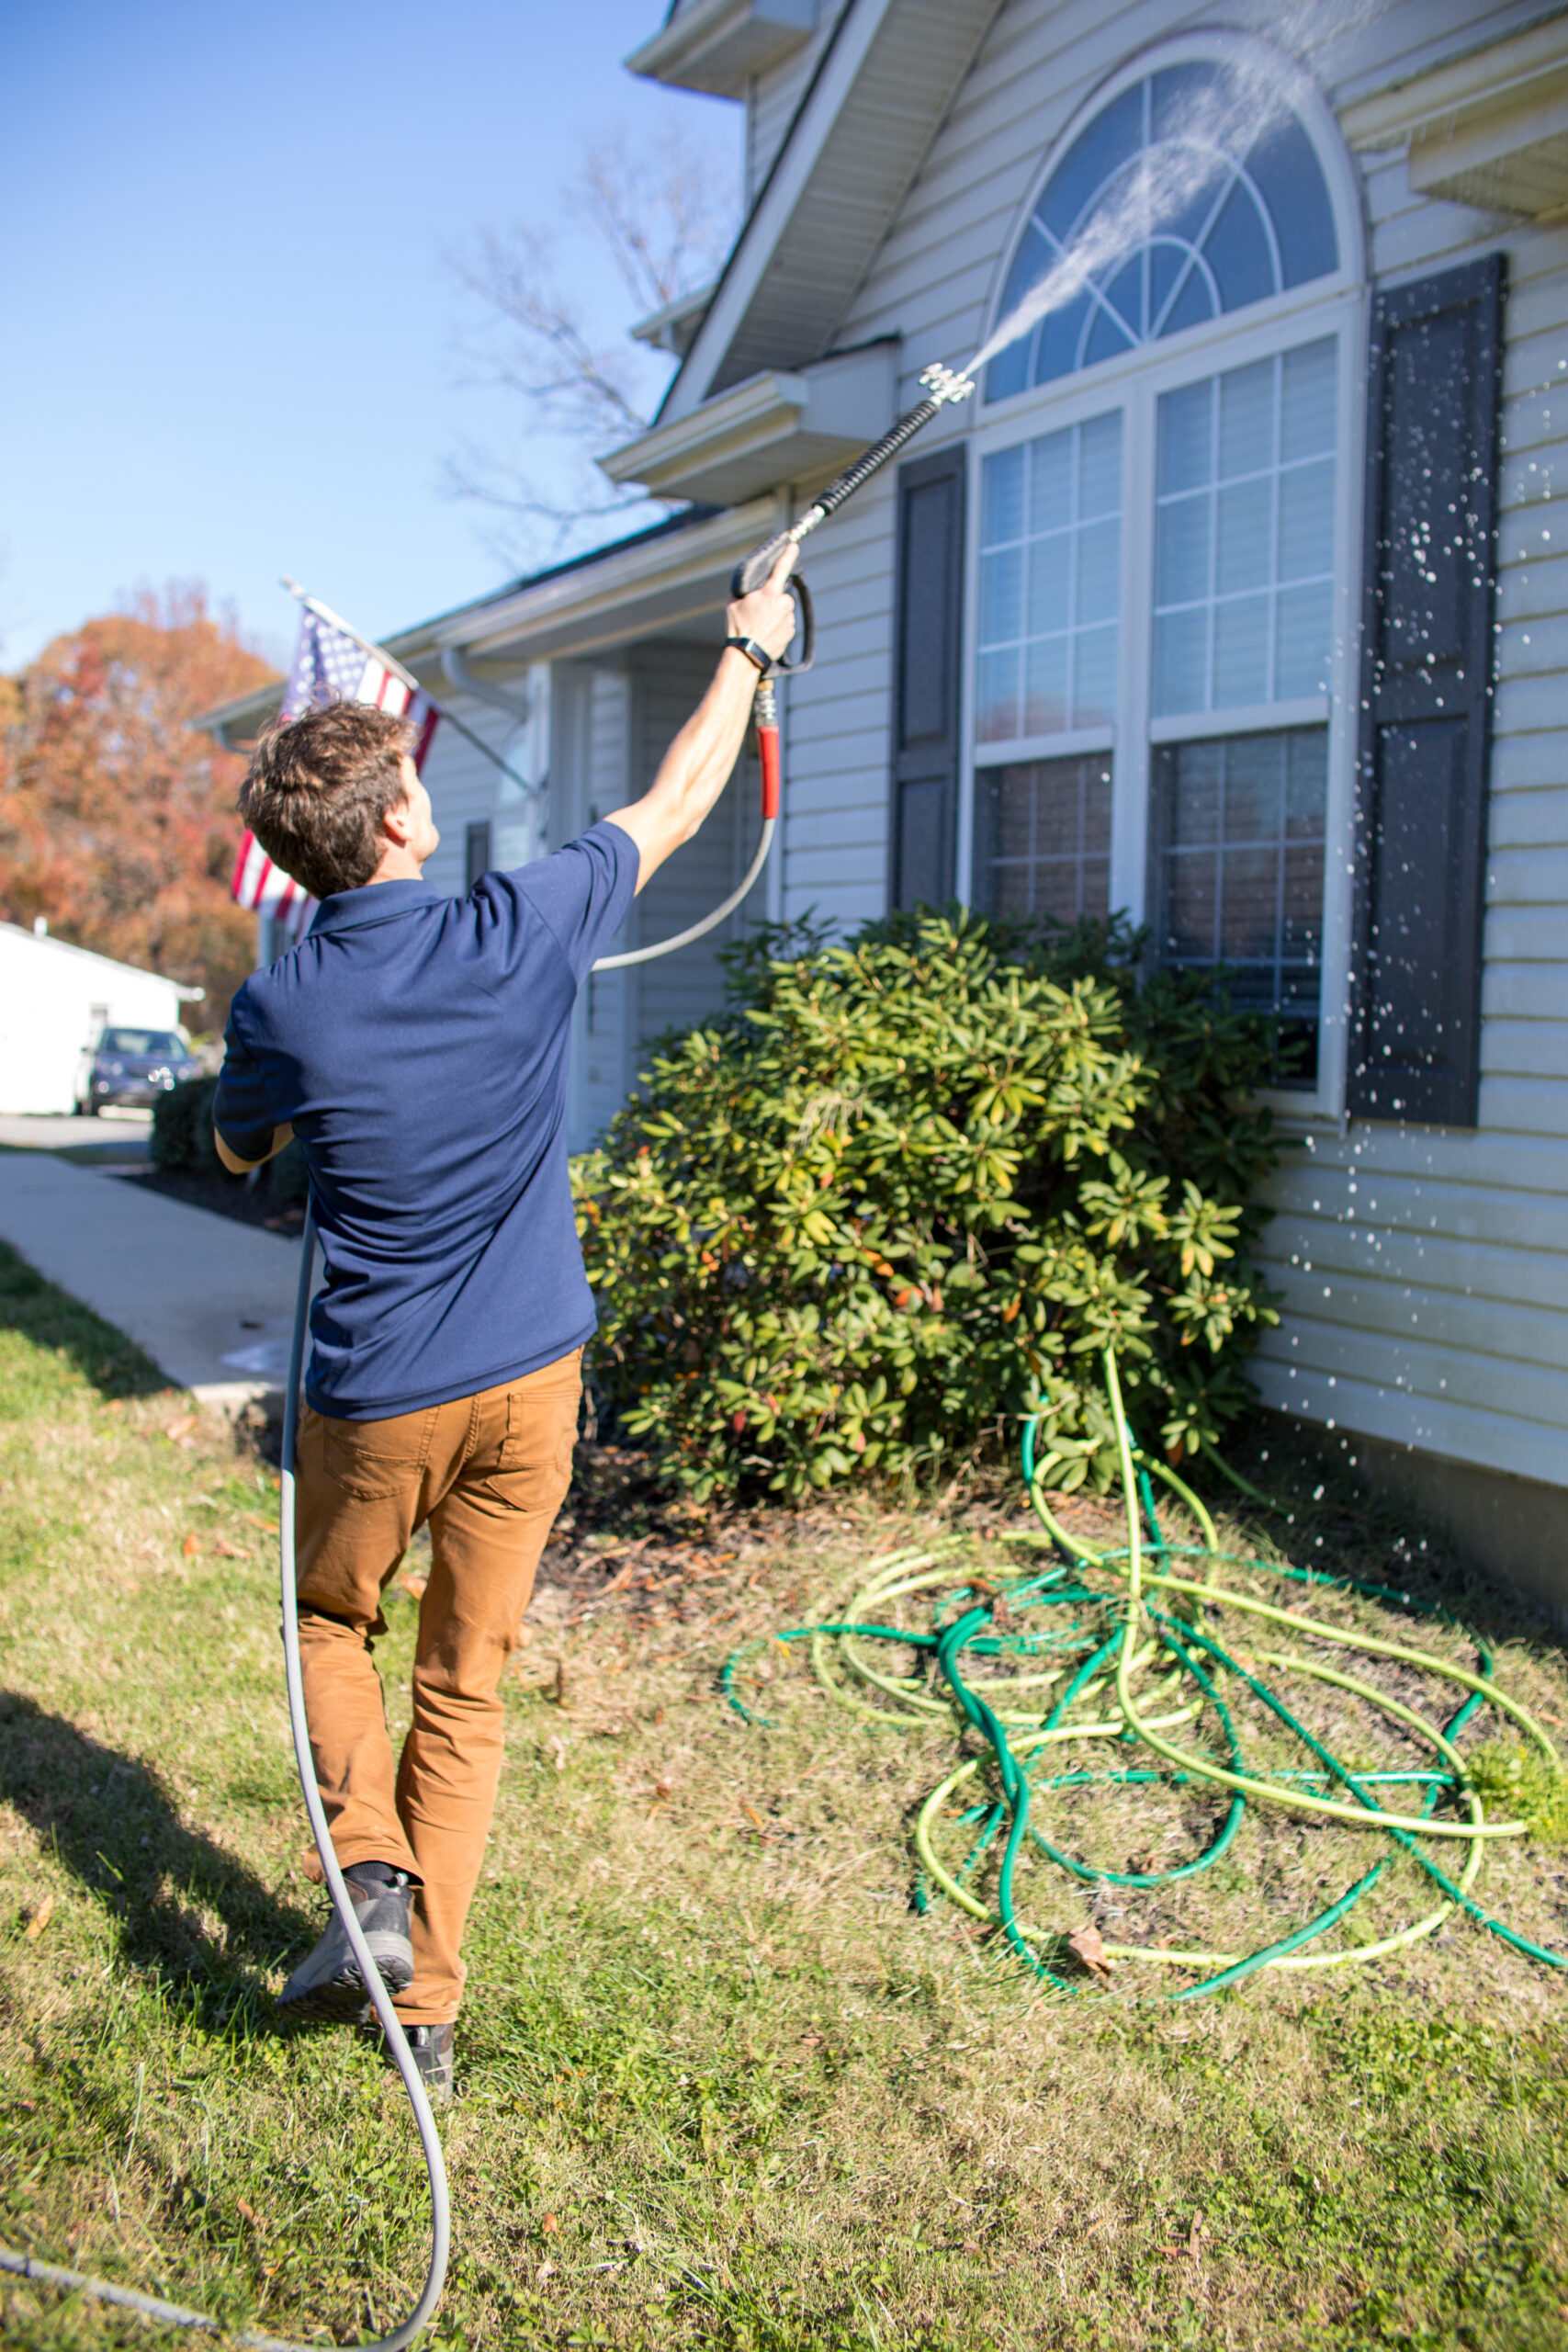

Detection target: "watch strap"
[725, 634, 772, 675]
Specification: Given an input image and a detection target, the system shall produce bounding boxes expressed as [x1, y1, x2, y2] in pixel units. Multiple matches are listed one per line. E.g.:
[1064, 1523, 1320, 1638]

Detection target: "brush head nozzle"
[919, 362, 977, 407]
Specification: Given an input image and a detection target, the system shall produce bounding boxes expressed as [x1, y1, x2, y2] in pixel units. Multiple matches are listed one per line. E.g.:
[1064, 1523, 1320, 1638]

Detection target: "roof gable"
[660, 0, 1003, 423]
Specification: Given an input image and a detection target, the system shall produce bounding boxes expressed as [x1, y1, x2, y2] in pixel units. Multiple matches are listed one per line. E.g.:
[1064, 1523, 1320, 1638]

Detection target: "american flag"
[231, 605, 441, 943]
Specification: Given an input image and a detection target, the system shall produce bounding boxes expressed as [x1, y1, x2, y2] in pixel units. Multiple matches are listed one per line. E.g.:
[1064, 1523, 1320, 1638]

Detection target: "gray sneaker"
[278, 1863, 414, 2023]
[382, 2019, 455, 2108]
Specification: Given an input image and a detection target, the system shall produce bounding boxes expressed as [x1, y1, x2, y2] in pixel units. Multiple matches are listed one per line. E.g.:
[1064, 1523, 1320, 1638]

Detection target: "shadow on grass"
[0, 1691, 313, 2027]
[0, 1240, 166, 1407]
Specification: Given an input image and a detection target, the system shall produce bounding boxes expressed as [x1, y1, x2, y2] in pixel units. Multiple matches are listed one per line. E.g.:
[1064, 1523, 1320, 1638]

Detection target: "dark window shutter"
[1348, 254, 1504, 1125]
[889, 444, 965, 910]
[465, 819, 492, 889]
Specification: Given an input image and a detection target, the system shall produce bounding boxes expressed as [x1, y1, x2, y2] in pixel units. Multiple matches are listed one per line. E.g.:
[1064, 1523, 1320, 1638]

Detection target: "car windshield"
[101, 1029, 185, 1057]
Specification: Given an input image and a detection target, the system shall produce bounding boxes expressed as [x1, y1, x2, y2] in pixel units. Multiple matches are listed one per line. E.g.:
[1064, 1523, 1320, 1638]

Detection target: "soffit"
[1340, 12, 1568, 214]
[626, 0, 817, 100]
[661, 0, 1003, 422]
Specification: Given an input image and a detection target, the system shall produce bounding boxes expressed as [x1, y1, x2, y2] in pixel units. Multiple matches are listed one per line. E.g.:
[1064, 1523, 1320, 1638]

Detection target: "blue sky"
[1, 2, 740, 672]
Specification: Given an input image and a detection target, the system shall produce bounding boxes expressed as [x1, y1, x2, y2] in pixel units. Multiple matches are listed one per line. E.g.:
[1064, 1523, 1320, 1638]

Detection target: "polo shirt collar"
[310, 879, 446, 934]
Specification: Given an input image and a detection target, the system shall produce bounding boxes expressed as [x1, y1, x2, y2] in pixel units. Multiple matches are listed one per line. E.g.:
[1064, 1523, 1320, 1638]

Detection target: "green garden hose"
[724, 1350, 1566, 1996]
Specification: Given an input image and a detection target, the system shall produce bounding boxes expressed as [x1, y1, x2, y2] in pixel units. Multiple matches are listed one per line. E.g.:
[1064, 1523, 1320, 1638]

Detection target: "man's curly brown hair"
[239, 701, 416, 901]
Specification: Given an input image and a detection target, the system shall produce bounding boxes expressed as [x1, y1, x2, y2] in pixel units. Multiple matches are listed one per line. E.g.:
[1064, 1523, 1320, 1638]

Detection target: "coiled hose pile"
[723, 1350, 1565, 1997]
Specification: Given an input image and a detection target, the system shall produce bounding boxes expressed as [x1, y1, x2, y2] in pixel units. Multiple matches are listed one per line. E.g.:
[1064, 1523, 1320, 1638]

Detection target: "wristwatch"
[724, 635, 773, 674]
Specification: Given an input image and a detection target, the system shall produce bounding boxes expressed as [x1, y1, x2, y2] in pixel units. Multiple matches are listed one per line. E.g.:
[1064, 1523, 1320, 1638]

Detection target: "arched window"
[967, 40, 1359, 1103]
[985, 60, 1339, 402]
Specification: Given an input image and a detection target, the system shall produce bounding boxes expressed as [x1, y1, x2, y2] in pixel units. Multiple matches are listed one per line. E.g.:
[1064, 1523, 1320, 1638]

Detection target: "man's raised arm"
[604, 548, 796, 892]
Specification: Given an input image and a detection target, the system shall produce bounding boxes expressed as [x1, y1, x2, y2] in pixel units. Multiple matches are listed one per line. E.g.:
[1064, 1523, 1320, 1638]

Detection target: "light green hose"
[723, 1350, 1566, 1996]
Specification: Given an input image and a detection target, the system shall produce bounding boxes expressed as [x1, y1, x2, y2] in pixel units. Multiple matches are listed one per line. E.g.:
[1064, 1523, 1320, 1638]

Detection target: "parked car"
[77, 1026, 201, 1114]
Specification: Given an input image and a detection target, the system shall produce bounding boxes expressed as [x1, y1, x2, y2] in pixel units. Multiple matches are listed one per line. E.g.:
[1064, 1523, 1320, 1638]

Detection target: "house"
[0, 921, 202, 1114]
[198, 0, 1568, 1612]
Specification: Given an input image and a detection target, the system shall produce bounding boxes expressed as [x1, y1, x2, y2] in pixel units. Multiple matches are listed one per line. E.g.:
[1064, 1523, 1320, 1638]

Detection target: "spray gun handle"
[728, 548, 816, 679]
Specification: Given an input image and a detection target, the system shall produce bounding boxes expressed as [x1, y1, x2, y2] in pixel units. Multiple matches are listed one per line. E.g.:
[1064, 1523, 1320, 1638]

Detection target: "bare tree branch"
[446, 119, 739, 564]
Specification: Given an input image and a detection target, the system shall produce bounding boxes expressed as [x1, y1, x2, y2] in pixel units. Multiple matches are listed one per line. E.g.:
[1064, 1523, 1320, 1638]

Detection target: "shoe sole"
[278, 1934, 414, 2025]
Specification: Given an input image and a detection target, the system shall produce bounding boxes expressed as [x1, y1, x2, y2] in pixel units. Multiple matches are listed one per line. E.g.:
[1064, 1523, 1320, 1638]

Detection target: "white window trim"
[958, 31, 1367, 1126]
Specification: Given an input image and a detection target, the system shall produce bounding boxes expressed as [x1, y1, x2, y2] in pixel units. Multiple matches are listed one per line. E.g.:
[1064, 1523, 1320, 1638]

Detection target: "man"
[212, 556, 796, 2102]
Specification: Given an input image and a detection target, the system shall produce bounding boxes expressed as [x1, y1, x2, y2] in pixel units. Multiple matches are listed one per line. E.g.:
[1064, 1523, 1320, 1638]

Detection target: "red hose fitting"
[759, 724, 781, 820]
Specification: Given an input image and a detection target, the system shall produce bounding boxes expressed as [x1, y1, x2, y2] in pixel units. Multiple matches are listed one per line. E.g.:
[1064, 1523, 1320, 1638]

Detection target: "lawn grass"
[1, 1235, 1566, 2348]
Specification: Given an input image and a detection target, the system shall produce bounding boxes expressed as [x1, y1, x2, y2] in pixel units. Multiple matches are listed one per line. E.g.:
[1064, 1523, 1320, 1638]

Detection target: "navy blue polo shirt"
[213, 822, 638, 1419]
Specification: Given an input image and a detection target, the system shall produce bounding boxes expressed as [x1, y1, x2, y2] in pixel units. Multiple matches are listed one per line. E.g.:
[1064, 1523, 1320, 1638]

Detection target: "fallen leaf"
[164, 1415, 197, 1442]
[237, 2199, 258, 2225]
[536, 2259, 557, 2283]
[962, 2239, 982, 2256]
[25, 1894, 55, 1940]
[547, 1735, 567, 1773]
[542, 2212, 558, 2235]
[741, 1801, 766, 1832]
[242, 1511, 280, 1536]
[181, 1533, 201, 1558]
[211, 1537, 243, 1560]
[399, 1571, 428, 1600]
[1066, 1924, 1115, 1982]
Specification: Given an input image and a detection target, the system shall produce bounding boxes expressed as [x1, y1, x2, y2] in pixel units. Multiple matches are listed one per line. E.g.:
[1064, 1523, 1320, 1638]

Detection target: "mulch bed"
[116, 1164, 304, 1234]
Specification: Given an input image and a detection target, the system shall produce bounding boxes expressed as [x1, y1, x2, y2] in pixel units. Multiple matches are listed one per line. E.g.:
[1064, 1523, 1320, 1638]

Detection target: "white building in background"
[197, 0, 1568, 1612]
[0, 922, 201, 1114]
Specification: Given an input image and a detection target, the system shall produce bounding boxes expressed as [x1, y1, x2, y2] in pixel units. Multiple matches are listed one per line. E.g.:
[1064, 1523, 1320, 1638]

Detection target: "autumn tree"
[0, 583, 277, 1034]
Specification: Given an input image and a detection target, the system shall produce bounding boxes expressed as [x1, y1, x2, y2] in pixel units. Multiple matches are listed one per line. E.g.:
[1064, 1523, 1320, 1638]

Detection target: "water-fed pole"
[595, 363, 976, 970]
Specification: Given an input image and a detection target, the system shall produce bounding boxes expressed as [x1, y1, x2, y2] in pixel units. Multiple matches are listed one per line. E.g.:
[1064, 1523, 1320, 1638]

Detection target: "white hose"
[2, 1211, 451, 2350]
[592, 814, 774, 970]
[5, 774, 782, 2335]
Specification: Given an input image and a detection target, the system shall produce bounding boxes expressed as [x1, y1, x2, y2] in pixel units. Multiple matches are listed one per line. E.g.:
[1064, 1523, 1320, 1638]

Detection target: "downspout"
[440, 647, 533, 723]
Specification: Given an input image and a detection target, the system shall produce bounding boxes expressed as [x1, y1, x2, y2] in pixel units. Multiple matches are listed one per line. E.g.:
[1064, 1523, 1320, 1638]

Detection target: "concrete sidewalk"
[0, 1153, 303, 1405]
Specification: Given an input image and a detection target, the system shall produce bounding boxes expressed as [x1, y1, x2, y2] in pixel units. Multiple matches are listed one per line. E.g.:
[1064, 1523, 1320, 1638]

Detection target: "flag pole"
[280, 579, 543, 801]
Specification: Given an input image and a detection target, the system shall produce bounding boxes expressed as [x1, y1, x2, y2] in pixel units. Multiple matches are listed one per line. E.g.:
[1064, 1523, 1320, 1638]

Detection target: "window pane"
[1073, 625, 1118, 727]
[1274, 581, 1333, 697]
[976, 647, 1021, 742]
[1078, 412, 1122, 516]
[1030, 432, 1073, 533]
[1218, 357, 1274, 480]
[1158, 380, 1213, 494]
[1075, 518, 1120, 625]
[1152, 606, 1207, 718]
[978, 544, 1023, 647]
[1215, 477, 1271, 595]
[1155, 343, 1337, 715]
[1166, 849, 1218, 958]
[1023, 635, 1070, 733]
[981, 444, 1026, 547]
[977, 416, 1120, 747]
[975, 756, 1113, 923]
[1155, 492, 1211, 608]
[1203, 180, 1275, 314]
[1281, 338, 1337, 459]
[1153, 727, 1327, 1085]
[1026, 537, 1070, 636]
[1224, 734, 1285, 838]
[1213, 593, 1269, 704]
[1277, 457, 1335, 581]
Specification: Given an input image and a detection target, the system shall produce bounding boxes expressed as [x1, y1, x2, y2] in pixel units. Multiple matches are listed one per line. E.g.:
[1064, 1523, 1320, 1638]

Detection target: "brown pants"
[292, 1349, 581, 2024]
